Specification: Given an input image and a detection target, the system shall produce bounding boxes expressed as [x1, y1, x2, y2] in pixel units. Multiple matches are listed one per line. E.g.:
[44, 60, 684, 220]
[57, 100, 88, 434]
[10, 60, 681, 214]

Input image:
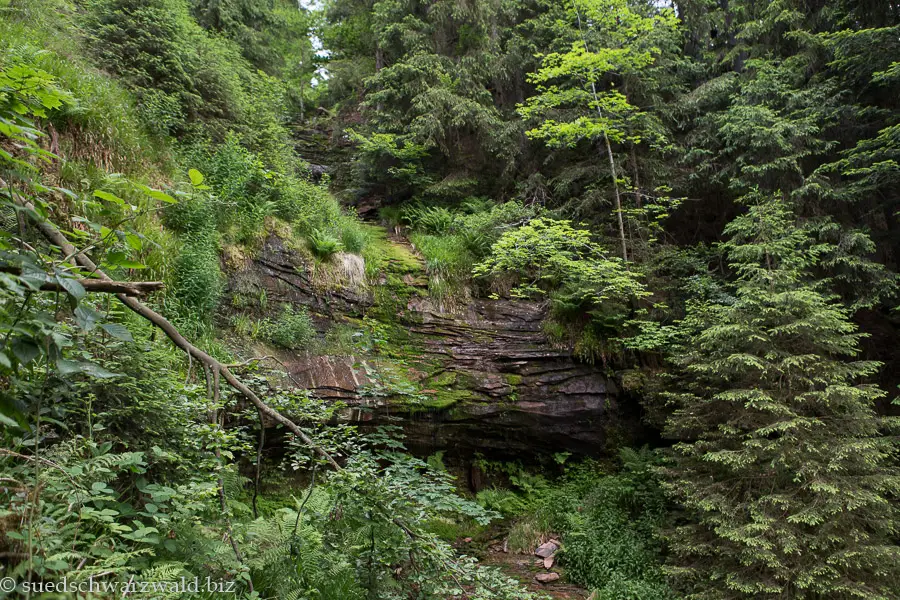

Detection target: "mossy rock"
[415, 388, 475, 411]
[504, 373, 523, 386]
[362, 225, 423, 276]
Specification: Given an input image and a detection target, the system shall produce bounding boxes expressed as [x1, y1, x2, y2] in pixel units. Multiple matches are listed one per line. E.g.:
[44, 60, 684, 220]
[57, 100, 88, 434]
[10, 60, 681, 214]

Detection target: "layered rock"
[225, 233, 643, 458]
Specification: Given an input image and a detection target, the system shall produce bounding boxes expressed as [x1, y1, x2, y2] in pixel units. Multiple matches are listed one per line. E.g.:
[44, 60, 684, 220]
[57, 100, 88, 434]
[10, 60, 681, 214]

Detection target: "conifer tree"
[661, 194, 900, 599]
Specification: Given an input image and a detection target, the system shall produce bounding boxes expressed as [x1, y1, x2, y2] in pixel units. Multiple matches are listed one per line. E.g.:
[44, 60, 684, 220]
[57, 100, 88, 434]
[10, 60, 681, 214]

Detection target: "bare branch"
[41, 279, 163, 296]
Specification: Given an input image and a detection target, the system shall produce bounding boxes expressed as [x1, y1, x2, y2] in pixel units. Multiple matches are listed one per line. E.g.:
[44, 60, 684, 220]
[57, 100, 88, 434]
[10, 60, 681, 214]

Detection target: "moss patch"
[417, 388, 474, 411]
[504, 373, 523, 386]
[429, 370, 458, 387]
[361, 225, 423, 277]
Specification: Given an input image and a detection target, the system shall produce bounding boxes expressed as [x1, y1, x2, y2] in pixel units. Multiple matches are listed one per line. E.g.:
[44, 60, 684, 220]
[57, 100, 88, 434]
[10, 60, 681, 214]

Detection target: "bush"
[260, 304, 315, 350]
[172, 231, 222, 314]
[402, 204, 455, 234]
[308, 228, 343, 260]
[476, 489, 529, 519]
[0, 11, 167, 171]
[409, 233, 471, 278]
[340, 220, 369, 254]
[277, 177, 344, 231]
[378, 205, 403, 228]
[178, 133, 275, 237]
[162, 191, 214, 234]
[533, 450, 672, 598]
[456, 201, 535, 260]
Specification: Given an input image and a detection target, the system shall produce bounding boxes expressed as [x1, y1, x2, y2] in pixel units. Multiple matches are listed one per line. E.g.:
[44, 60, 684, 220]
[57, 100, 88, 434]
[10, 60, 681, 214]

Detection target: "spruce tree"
[661, 194, 900, 599]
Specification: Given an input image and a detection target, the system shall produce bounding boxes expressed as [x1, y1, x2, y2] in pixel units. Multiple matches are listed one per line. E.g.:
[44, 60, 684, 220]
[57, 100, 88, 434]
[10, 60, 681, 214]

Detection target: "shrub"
[161, 192, 214, 234]
[534, 451, 672, 598]
[0, 13, 167, 171]
[506, 515, 545, 554]
[340, 220, 369, 254]
[409, 233, 471, 278]
[172, 231, 222, 316]
[277, 177, 344, 232]
[260, 304, 315, 350]
[378, 205, 403, 228]
[178, 133, 275, 236]
[402, 204, 455, 234]
[456, 201, 535, 260]
[308, 228, 343, 260]
[476, 489, 529, 519]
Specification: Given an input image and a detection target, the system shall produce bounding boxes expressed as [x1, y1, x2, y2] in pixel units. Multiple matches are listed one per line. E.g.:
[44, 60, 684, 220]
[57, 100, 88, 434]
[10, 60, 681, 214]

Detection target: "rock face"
[225, 233, 644, 459]
[397, 297, 628, 455]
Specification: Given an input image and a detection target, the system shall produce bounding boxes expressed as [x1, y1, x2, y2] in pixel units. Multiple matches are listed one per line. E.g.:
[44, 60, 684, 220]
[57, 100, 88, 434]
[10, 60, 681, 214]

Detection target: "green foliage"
[0, 62, 176, 394]
[84, 0, 237, 133]
[661, 195, 900, 599]
[259, 304, 316, 350]
[340, 220, 370, 254]
[81, 0, 295, 160]
[475, 488, 529, 519]
[551, 451, 671, 599]
[519, 0, 677, 147]
[308, 228, 343, 260]
[348, 130, 431, 201]
[474, 217, 647, 305]
[402, 204, 455, 235]
[172, 231, 223, 319]
[5, 2, 900, 600]
[392, 200, 537, 302]
[493, 452, 672, 598]
[0, 4, 168, 172]
[409, 232, 471, 281]
[0, 84, 536, 596]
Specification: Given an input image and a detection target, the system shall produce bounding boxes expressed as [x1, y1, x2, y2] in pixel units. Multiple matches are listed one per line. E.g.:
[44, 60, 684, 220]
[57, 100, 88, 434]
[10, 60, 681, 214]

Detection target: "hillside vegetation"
[1, 0, 898, 599]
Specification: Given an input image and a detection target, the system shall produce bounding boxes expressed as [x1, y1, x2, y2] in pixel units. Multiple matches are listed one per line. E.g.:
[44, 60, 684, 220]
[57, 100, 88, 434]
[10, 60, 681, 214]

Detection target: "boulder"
[535, 573, 560, 584]
[535, 541, 559, 558]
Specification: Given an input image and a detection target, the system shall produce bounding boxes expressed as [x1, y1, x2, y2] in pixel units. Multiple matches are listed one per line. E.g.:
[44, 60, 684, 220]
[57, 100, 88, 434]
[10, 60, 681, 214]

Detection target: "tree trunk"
[375, 45, 385, 111]
[630, 144, 642, 209]
[603, 133, 628, 262]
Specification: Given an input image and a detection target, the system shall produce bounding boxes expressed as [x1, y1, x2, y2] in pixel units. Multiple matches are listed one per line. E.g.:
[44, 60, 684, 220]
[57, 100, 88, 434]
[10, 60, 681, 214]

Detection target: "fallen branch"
[1, 266, 164, 296]
[41, 279, 164, 296]
[15, 196, 339, 470]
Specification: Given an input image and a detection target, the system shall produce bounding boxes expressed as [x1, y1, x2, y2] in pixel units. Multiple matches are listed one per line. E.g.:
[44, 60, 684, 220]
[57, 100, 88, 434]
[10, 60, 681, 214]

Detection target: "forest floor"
[480, 550, 590, 599]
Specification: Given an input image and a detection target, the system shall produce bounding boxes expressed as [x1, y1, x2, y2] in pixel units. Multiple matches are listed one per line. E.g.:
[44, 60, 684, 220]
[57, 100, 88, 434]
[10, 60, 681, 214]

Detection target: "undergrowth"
[477, 449, 673, 599]
[399, 200, 536, 303]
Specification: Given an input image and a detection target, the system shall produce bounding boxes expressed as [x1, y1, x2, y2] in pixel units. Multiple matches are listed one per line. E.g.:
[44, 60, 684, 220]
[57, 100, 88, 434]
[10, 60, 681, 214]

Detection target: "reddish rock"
[535, 573, 559, 584]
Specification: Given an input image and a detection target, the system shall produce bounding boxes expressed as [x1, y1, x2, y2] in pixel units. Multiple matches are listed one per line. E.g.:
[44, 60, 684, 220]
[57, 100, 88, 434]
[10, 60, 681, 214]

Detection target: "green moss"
[504, 373, 523, 386]
[429, 371, 458, 387]
[361, 225, 423, 277]
[417, 388, 474, 411]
